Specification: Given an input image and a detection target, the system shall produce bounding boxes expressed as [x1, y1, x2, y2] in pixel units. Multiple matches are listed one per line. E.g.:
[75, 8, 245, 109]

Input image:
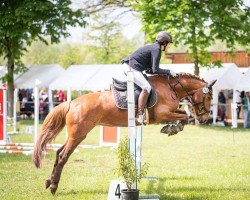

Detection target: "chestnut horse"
[33, 73, 216, 194]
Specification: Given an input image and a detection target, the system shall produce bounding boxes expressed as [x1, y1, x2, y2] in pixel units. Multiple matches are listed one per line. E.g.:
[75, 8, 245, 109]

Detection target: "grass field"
[0, 121, 249, 200]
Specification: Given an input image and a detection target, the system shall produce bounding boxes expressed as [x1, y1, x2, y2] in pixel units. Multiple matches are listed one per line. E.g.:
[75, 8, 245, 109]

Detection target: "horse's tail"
[32, 101, 70, 168]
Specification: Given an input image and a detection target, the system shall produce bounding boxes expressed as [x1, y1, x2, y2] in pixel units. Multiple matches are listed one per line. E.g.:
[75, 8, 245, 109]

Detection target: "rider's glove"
[145, 69, 153, 74]
[169, 70, 177, 77]
[151, 68, 177, 77]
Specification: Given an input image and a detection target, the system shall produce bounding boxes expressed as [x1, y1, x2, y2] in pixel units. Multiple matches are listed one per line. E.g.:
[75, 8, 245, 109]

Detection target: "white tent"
[231, 67, 250, 128]
[50, 63, 211, 92]
[234, 67, 250, 92]
[81, 65, 125, 91]
[14, 64, 65, 142]
[161, 63, 209, 76]
[201, 63, 242, 125]
[202, 63, 242, 90]
[49, 64, 124, 91]
[15, 64, 65, 89]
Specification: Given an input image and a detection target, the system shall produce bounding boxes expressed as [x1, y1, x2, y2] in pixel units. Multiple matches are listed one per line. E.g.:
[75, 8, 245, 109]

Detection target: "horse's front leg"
[160, 109, 188, 136]
[174, 109, 189, 124]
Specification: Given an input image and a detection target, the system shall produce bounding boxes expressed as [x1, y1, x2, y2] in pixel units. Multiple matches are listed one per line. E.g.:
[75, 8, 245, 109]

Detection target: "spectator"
[39, 88, 48, 101]
[20, 95, 27, 112]
[55, 90, 65, 102]
[218, 91, 226, 121]
[242, 91, 250, 128]
[18, 91, 23, 102]
[235, 90, 242, 119]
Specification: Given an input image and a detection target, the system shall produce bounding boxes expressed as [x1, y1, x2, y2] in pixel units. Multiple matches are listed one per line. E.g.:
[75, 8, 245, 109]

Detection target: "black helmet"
[156, 32, 173, 43]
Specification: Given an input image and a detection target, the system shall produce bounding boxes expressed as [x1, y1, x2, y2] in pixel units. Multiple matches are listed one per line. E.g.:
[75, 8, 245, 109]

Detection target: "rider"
[122, 31, 177, 124]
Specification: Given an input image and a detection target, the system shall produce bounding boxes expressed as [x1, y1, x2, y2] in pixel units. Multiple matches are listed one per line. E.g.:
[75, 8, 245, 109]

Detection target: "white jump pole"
[231, 89, 238, 128]
[127, 69, 141, 189]
[212, 90, 218, 125]
[67, 87, 71, 102]
[127, 69, 159, 200]
[34, 80, 40, 144]
[13, 88, 18, 133]
[136, 126, 142, 175]
[66, 86, 72, 140]
[48, 88, 54, 112]
[3, 89, 7, 142]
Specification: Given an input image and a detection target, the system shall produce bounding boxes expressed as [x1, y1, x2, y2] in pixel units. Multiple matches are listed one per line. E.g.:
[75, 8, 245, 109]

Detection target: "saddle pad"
[112, 85, 157, 110]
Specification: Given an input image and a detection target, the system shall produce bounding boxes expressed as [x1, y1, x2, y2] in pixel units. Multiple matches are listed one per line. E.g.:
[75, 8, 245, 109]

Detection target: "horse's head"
[191, 80, 216, 123]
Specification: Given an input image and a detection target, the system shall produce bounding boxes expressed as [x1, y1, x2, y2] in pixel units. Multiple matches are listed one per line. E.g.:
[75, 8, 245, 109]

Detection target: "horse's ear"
[208, 80, 216, 88]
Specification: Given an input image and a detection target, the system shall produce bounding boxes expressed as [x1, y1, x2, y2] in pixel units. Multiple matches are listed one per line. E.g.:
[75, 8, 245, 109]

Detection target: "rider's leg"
[133, 70, 151, 124]
[137, 89, 150, 124]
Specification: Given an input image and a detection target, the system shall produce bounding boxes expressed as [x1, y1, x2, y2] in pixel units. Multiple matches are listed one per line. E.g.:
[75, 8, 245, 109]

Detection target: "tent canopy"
[161, 63, 209, 76]
[50, 64, 210, 91]
[234, 67, 250, 92]
[15, 64, 65, 89]
[13, 63, 245, 91]
[201, 63, 242, 90]
[50, 64, 126, 91]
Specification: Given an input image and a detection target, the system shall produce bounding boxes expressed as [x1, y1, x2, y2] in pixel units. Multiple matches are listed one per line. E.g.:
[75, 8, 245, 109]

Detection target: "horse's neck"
[175, 77, 205, 99]
[149, 75, 205, 99]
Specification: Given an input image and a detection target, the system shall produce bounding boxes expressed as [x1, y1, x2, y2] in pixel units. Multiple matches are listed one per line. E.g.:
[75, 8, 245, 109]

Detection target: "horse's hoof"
[160, 126, 166, 133]
[50, 185, 57, 195]
[160, 125, 171, 134]
[177, 123, 184, 131]
[45, 179, 51, 189]
[168, 128, 178, 136]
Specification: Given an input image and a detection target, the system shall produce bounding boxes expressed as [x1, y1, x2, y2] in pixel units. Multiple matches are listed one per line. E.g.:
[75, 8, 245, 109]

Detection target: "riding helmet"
[156, 32, 173, 43]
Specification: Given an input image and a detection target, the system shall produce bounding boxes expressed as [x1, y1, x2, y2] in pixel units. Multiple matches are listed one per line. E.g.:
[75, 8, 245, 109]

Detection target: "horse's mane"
[178, 72, 206, 83]
[150, 72, 206, 83]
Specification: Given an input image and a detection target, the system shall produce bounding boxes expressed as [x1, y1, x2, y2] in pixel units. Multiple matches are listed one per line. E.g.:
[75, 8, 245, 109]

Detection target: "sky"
[66, 10, 142, 43]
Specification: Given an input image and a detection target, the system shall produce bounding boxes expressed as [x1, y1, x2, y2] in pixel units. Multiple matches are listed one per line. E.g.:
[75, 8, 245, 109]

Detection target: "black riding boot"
[136, 89, 150, 124]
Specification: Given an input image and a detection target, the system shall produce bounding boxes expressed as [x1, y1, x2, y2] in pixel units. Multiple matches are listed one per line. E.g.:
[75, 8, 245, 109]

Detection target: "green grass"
[0, 122, 249, 200]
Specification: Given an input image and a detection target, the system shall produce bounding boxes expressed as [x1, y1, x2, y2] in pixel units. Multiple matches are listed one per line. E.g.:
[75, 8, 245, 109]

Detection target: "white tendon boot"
[136, 114, 144, 125]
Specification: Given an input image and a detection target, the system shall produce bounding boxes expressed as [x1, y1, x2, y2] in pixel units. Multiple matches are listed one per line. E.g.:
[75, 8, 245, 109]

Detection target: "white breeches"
[122, 63, 152, 93]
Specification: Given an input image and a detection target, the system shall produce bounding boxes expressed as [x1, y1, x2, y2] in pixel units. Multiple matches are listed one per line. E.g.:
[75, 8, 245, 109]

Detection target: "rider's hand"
[169, 70, 177, 77]
[145, 69, 153, 74]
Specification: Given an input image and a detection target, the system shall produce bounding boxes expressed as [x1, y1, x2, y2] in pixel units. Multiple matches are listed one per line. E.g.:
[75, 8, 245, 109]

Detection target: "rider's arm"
[151, 49, 171, 75]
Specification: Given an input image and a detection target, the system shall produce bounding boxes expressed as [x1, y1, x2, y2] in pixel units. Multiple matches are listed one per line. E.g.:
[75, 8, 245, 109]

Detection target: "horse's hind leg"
[49, 138, 80, 194]
[45, 144, 65, 189]
[48, 122, 95, 194]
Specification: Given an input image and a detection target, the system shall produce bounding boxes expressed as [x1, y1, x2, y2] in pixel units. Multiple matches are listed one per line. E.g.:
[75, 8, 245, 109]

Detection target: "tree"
[21, 40, 65, 66]
[78, 0, 131, 15]
[128, 0, 250, 75]
[22, 34, 143, 66]
[0, 0, 86, 116]
[0, 56, 5, 66]
[85, 10, 122, 63]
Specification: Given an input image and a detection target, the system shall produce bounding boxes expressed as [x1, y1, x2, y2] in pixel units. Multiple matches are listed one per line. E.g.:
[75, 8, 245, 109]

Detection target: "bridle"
[168, 74, 213, 117]
[192, 86, 212, 117]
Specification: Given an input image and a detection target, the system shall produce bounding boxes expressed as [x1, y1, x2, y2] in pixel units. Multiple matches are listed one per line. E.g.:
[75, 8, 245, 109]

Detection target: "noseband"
[168, 74, 212, 117]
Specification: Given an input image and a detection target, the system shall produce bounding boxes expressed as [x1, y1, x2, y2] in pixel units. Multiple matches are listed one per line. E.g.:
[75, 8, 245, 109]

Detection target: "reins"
[167, 74, 181, 100]
[167, 74, 212, 117]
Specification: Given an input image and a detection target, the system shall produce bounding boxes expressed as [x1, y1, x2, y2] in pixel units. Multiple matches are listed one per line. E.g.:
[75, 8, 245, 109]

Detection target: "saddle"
[111, 78, 157, 110]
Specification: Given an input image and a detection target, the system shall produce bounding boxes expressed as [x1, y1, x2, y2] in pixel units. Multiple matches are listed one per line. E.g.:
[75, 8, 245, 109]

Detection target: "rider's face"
[161, 42, 171, 51]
